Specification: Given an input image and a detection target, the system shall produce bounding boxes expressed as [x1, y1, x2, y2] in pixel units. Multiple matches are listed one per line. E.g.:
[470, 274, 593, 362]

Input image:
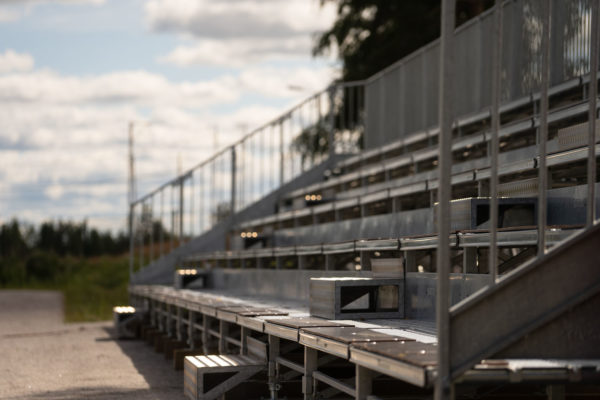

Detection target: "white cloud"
[147, 0, 338, 68]
[0, 0, 340, 231]
[160, 37, 313, 68]
[0, 8, 18, 22]
[0, 59, 334, 230]
[145, 0, 335, 39]
[0, 69, 240, 107]
[238, 66, 334, 98]
[0, 49, 34, 74]
[0, 0, 106, 24]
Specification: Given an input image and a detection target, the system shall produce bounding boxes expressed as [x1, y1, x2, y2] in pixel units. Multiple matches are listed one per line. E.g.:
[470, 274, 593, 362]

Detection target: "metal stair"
[184, 354, 265, 400]
[449, 222, 600, 378]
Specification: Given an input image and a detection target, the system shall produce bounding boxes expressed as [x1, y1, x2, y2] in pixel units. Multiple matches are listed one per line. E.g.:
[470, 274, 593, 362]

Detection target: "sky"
[0, 0, 339, 232]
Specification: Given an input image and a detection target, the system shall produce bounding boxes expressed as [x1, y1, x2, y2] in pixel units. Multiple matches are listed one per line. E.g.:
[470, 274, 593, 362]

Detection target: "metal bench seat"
[350, 340, 439, 387]
[264, 316, 353, 341]
[299, 326, 413, 359]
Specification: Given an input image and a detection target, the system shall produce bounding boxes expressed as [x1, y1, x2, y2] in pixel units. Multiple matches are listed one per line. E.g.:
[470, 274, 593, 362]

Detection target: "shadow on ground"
[102, 326, 184, 395]
[6, 326, 184, 400]
[4, 386, 180, 400]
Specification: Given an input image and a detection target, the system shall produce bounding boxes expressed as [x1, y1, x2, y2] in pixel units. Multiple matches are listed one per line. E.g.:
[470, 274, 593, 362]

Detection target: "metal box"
[174, 269, 208, 289]
[309, 277, 404, 320]
[113, 306, 145, 339]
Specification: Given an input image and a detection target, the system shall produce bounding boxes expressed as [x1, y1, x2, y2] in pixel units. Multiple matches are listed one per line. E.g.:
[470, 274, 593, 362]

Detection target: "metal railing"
[435, 0, 599, 399]
[128, 82, 365, 274]
[365, 0, 597, 150]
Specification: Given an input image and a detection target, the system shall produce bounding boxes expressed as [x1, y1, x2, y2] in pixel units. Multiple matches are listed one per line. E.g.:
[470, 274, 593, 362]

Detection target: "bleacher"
[119, 1, 600, 399]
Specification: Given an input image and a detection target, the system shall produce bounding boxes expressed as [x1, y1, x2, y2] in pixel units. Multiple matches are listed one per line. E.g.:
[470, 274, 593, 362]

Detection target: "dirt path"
[0, 290, 184, 399]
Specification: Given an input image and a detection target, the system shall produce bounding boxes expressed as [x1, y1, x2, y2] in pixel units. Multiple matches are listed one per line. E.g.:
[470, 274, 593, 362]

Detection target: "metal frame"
[128, 283, 600, 400]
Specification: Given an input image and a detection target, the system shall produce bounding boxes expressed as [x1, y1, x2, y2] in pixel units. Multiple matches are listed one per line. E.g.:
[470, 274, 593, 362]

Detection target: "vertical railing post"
[211, 157, 216, 228]
[489, 0, 503, 283]
[199, 168, 204, 233]
[316, 94, 322, 164]
[179, 177, 184, 246]
[239, 141, 244, 210]
[128, 202, 134, 278]
[436, 0, 455, 399]
[170, 185, 174, 252]
[149, 196, 154, 264]
[138, 204, 143, 271]
[279, 119, 285, 186]
[190, 173, 194, 238]
[538, 0, 551, 256]
[231, 146, 237, 215]
[588, 0, 598, 226]
[160, 189, 164, 258]
[328, 85, 336, 158]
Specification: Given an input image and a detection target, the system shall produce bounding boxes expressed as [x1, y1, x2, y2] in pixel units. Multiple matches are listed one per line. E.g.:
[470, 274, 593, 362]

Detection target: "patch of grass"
[0, 253, 131, 322]
[61, 255, 130, 322]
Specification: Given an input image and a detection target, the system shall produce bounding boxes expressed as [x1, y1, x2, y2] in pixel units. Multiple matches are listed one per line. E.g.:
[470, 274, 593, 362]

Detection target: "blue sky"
[0, 0, 339, 232]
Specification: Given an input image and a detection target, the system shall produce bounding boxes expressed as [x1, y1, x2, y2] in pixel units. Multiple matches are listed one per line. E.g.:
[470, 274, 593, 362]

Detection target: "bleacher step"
[184, 354, 266, 400]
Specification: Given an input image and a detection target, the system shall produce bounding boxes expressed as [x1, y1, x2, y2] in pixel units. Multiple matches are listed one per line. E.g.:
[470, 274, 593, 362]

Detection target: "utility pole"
[177, 154, 184, 246]
[127, 122, 136, 279]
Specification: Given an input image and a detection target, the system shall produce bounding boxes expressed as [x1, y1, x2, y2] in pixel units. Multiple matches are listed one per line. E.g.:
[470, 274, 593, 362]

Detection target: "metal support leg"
[176, 307, 183, 341]
[158, 303, 164, 332]
[360, 251, 372, 271]
[436, 0, 456, 398]
[240, 327, 249, 355]
[276, 257, 283, 270]
[546, 385, 565, 400]
[202, 315, 210, 354]
[463, 247, 477, 274]
[166, 305, 173, 336]
[268, 335, 280, 400]
[218, 320, 228, 354]
[188, 310, 195, 348]
[355, 365, 374, 400]
[587, 0, 599, 225]
[298, 255, 307, 270]
[303, 347, 318, 400]
[537, 0, 551, 256]
[325, 254, 334, 270]
[405, 251, 417, 272]
[150, 300, 156, 327]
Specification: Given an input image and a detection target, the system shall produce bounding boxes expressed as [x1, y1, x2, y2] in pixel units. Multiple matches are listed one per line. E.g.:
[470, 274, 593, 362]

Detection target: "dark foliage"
[0, 219, 131, 285]
[314, 0, 493, 81]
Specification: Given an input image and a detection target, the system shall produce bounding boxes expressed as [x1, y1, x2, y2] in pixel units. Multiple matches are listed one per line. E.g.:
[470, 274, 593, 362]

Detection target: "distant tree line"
[0, 219, 139, 285]
[0, 219, 129, 259]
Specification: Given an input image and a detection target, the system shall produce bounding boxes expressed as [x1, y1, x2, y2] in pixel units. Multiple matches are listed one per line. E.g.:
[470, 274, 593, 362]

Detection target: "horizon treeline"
[0, 219, 129, 259]
[0, 219, 135, 286]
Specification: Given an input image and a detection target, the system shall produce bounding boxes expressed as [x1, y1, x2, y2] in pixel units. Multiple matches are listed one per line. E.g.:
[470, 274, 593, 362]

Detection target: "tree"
[314, 0, 493, 81]
[0, 219, 28, 258]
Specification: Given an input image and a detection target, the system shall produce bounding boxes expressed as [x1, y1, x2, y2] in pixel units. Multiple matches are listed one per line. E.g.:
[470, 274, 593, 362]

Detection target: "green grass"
[61, 255, 130, 322]
[1, 253, 130, 322]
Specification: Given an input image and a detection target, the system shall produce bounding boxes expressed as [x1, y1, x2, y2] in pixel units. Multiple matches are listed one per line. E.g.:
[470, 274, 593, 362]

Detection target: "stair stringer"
[448, 222, 600, 379]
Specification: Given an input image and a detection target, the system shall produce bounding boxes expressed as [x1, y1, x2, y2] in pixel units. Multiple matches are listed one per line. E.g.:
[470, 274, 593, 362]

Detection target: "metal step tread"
[185, 354, 265, 370]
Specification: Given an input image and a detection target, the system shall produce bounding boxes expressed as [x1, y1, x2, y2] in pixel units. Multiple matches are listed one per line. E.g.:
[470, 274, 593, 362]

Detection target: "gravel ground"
[0, 290, 184, 400]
